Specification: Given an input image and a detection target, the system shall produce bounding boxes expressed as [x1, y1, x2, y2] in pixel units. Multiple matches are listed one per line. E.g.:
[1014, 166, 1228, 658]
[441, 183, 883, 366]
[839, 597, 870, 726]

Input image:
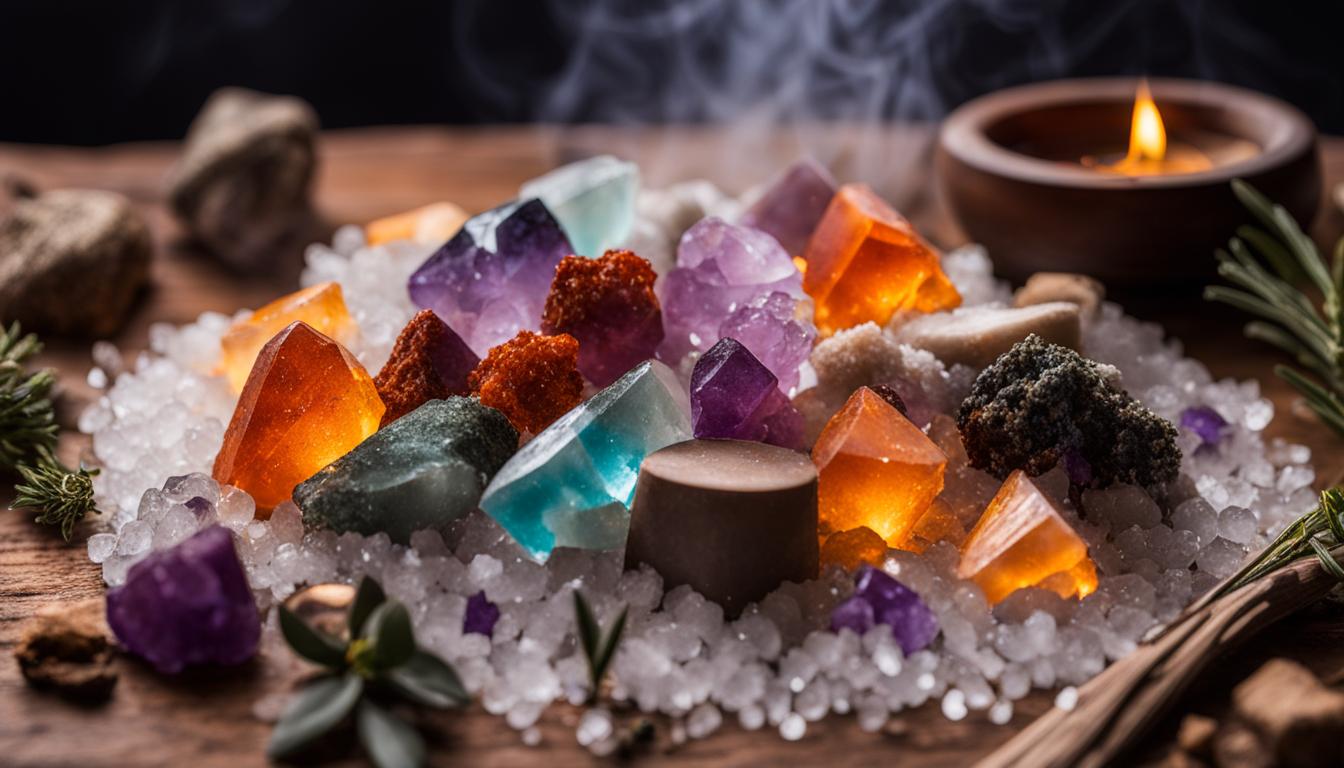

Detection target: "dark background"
[2, 0, 1341, 145]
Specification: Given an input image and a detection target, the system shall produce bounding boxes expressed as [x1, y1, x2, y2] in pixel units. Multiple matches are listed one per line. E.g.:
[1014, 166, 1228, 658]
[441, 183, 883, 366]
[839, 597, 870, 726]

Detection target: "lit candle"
[1082, 79, 1259, 175]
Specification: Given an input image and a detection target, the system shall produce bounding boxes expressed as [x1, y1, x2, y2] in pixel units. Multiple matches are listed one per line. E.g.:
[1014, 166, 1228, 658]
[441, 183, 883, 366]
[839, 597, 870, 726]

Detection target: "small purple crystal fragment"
[1062, 446, 1094, 486]
[739, 157, 838, 256]
[852, 565, 938, 653]
[1180, 405, 1229, 446]
[105, 526, 260, 674]
[408, 199, 574, 356]
[185, 496, 213, 519]
[829, 595, 875, 635]
[657, 217, 805, 364]
[718, 291, 817, 394]
[691, 338, 804, 451]
[463, 591, 500, 637]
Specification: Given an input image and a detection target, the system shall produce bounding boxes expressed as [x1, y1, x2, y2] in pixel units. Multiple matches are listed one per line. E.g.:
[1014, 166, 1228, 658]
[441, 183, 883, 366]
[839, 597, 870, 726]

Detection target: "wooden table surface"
[1, 125, 1343, 767]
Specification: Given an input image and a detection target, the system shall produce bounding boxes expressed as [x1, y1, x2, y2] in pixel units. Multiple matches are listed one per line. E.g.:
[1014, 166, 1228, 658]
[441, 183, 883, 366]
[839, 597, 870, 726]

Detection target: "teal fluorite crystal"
[479, 360, 691, 560]
[294, 397, 518, 543]
[519, 155, 639, 258]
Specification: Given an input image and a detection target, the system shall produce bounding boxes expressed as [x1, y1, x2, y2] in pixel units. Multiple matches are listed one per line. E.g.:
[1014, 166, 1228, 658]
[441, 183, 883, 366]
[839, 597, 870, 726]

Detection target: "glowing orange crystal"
[220, 282, 356, 392]
[365, 202, 469, 246]
[468, 330, 584, 435]
[957, 470, 1098, 604]
[904, 498, 968, 554]
[801, 184, 960, 335]
[812, 387, 947, 544]
[213, 322, 384, 516]
[820, 526, 887, 571]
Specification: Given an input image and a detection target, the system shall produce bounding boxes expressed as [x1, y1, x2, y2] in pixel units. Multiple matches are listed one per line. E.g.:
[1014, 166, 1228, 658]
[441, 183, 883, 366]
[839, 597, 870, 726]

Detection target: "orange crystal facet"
[365, 202, 469, 246]
[957, 470, 1098, 604]
[213, 322, 384, 516]
[904, 498, 968, 554]
[820, 526, 888, 571]
[801, 184, 960, 335]
[220, 282, 357, 392]
[468, 330, 584, 435]
[812, 387, 947, 544]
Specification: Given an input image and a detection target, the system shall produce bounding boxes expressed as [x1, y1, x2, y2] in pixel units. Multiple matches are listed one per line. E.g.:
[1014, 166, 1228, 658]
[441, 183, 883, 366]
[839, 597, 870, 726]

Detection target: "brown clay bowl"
[936, 77, 1320, 284]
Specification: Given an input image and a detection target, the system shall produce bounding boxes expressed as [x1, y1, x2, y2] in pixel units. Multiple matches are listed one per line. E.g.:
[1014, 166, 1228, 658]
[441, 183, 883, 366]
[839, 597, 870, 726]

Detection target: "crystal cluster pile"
[78, 158, 1321, 750]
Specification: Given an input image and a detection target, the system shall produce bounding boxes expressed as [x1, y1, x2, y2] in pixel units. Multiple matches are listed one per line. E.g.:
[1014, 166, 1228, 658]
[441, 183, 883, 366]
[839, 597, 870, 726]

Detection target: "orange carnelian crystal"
[812, 387, 947, 544]
[801, 184, 960, 335]
[219, 282, 356, 393]
[903, 498, 968, 554]
[820, 526, 888, 571]
[213, 321, 384, 516]
[957, 470, 1098, 604]
[365, 202, 469, 246]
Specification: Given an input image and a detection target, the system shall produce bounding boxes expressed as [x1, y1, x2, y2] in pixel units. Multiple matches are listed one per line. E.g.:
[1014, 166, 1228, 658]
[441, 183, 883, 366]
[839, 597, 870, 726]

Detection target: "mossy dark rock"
[957, 334, 1180, 490]
[294, 397, 518, 543]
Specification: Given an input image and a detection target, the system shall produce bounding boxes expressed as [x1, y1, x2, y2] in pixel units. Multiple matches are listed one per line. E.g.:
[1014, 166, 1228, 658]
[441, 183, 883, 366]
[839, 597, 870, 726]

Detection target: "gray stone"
[0, 189, 151, 336]
[167, 87, 318, 271]
[1013, 272, 1105, 318]
[890, 302, 1082, 369]
[294, 397, 518, 544]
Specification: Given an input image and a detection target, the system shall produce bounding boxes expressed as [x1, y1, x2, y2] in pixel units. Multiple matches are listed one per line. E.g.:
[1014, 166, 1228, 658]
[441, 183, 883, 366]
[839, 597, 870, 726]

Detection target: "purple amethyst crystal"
[105, 526, 260, 674]
[739, 158, 838, 256]
[843, 565, 939, 654]
[1180, 405, 1228, 446]
[690, 338, 804, 451]
[463, 591, 500, 637]
[656, 217, 805, 364]
[718, 291, 817, 394]
[407, 198, 574, 356]
[829, 595, 875, 635]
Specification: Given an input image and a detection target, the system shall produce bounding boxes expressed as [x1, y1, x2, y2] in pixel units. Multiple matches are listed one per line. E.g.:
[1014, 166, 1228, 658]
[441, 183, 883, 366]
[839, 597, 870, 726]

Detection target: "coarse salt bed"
[79, 186, 1315, 753]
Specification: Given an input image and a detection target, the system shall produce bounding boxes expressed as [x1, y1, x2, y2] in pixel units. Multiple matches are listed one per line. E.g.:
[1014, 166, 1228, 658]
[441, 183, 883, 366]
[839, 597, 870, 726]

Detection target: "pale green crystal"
[519, 155, 639, 258]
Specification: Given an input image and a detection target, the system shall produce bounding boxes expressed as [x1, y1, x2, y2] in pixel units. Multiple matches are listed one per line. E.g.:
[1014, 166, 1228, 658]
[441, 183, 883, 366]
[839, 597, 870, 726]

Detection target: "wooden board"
[1, 126, 1343, 767]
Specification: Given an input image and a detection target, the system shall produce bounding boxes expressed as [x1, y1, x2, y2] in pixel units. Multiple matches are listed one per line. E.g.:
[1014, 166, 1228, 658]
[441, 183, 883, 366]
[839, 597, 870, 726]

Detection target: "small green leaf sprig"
[573, 590, 627, 705]
[1, 322, 100, 539]
[270, 577, 469, 768]
[1205, 180, 1344, 436]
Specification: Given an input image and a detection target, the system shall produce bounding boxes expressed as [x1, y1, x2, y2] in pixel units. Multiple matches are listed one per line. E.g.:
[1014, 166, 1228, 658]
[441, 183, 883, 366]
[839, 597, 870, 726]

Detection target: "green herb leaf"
[573, 590, 601, 665]
[267, 673, 364, 758]
[365, 601, 415, 670]
[0, 322, 58, 474]
[12, 459, 100, 540]
[349, 576, 387, 637]
[1308, 537, 1344, 581]
[278, 605, 348, 669]
[592, 606, 628, 693]
[356, 699, 426, 768]
[384, 649, 470, 709]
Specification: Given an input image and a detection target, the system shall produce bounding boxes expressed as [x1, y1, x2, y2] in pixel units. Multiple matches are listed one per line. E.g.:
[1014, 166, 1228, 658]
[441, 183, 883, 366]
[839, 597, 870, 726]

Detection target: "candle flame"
[1126, 79, 1167, 163]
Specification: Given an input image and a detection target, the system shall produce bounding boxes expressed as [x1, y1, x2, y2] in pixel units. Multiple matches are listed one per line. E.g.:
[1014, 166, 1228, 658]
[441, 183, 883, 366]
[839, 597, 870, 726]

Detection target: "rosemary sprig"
[1204, 180, 1344, 436]
[1225, 487, 1344, 592]
[1, 322, 101, 539]
[270, 576, 468, 768]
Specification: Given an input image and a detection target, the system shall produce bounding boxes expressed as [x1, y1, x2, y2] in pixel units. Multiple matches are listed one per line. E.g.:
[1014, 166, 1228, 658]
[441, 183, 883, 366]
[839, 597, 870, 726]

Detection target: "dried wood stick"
[976, 546, 1343, 768]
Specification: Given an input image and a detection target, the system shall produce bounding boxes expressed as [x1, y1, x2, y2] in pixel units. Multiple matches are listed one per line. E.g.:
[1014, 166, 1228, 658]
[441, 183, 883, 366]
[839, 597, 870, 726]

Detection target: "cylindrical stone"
[625, 439, 819, 617]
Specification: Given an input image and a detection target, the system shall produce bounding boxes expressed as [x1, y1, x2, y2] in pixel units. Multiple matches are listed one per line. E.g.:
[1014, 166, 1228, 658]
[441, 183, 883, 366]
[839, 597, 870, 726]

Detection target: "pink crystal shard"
[740, 157, 837, 256]
[718, 291, 817, 394]
[407, 199, 574, 356]
[690, 338, 804, 451]
[657, 217, 807, 365]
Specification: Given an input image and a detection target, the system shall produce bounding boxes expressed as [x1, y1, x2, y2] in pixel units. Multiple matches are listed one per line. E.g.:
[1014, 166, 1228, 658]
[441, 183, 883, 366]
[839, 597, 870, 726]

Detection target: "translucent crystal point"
[213, 321, 384, 514]
[957, 470, 1098, 604]
[407, 199, 573, 356]
[690, 338, 803, 450]
[802, 184, 960, 335]
[520, 155, 639, 258]
[479, 360, 692, 560]
[219, 282, 357, 392]
[740, 157, 837, 256]
[812, 386, 947, 544]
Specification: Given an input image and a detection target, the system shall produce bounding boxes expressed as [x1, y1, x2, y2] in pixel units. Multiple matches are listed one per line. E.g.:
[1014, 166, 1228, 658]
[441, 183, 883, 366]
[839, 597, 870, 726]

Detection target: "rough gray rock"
[0, 189, 151, 336]
[167, 87, 318, 271]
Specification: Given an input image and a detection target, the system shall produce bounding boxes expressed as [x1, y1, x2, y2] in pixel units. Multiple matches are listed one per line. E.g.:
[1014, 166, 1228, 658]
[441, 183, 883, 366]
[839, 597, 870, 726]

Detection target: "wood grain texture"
[1, 126, 1343, 767]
